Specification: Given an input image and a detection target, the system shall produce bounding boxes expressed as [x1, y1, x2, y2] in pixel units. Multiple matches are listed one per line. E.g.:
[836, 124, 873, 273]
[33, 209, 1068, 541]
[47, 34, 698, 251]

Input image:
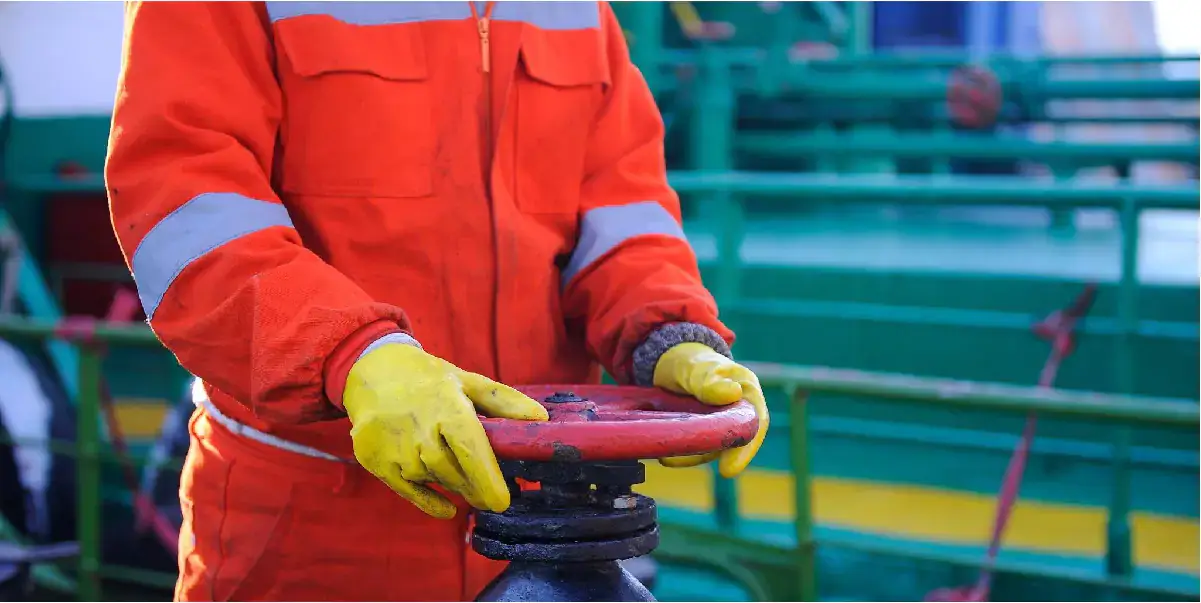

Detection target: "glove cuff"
[631, 322, 733, 387]
[356, 332, 423, 361]
[324, 323, 422, 410]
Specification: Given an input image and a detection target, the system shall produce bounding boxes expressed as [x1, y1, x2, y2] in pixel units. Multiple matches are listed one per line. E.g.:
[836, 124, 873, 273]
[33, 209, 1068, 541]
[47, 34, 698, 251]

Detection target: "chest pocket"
[512, 29, 611, 215]
[274, 17, 434, 199]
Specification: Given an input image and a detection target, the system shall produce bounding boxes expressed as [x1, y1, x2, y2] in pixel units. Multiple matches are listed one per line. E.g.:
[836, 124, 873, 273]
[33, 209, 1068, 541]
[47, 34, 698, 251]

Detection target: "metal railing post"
[75, 345, 103, 601]
[1105, 196, 1140, 580]
[790, 388, 817, 602]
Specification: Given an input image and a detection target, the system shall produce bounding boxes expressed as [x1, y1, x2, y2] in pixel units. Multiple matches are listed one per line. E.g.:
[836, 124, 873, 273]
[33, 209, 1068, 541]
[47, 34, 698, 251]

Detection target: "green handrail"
[0, 318, 161, 601]
[0, 317, 1196, 601]
[736, 133, 1200, 164]
[759, 367, 1198, 601]
[675, 45, 1197, 555]
[667, 172, 1200, 209]
[656, 48, 1201, 70]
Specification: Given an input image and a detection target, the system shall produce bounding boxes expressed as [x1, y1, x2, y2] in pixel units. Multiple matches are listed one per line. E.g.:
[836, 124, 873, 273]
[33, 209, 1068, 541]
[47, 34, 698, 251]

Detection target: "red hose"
[926, 284, 1097, 602]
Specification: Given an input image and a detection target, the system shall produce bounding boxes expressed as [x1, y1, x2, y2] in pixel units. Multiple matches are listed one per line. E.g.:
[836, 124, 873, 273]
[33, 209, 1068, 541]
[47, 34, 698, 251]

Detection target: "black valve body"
[472, 459, 658, 602]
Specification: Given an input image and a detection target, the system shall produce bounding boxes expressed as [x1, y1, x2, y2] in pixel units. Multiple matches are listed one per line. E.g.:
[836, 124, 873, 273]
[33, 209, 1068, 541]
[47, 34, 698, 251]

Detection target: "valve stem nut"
[545, 391, 584, 404]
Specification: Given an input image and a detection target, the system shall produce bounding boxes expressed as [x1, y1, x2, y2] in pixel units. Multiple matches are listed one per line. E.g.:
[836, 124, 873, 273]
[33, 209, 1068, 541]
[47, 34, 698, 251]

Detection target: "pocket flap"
[276, 16, 428, 81]
[519, 30, 611, 88]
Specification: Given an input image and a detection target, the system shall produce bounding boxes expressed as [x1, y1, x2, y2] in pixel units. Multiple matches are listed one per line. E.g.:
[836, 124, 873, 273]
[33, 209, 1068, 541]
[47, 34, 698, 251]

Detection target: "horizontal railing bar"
[95, 563, 178, 590]
[737, 133, 1200, 163]
[0, 316, 159, 345]
[0, 433, 185, 471]
[782, 77, 1201, 101]
[747, 362, 1198, 427]
[8, 175, 105, 194]
[655, 48, 1201, 70]
[722, 299, 1200, 342]
[668, 172, 1201, 209]
[743, 114, 1200, 127]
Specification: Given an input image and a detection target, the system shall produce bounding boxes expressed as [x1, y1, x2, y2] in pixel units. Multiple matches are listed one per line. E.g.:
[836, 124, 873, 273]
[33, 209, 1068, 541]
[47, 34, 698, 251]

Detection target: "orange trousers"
[175, 410, 506, 601]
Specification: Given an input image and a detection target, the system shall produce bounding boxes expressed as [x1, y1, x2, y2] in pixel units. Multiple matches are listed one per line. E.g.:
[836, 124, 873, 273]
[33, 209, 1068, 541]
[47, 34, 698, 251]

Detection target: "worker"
[105, 2, 769, 601]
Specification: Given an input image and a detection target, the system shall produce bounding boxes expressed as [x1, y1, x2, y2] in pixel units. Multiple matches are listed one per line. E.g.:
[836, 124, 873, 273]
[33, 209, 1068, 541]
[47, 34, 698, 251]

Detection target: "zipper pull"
[478, 17, 491, 73]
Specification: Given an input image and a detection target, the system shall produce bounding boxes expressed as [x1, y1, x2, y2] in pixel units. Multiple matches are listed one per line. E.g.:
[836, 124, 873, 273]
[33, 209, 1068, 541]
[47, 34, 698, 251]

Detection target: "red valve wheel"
[480, 385, 759, 463]
[947, 64, 1003, 130]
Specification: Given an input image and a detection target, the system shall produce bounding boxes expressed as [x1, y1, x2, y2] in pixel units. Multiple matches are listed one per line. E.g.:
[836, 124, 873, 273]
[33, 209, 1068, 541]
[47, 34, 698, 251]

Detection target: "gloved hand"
[342, 343, 549, 519]
[652, 342, 769, 478]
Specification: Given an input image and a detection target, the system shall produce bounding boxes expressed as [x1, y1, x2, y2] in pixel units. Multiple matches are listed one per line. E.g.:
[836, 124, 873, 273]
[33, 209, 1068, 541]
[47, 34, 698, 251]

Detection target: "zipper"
[470, 2, 494, 74]
[472, 2, 496, 179]
[477, 14, 491, 73]
[470, 2, 495, 161]
[469, 2, 503, 383]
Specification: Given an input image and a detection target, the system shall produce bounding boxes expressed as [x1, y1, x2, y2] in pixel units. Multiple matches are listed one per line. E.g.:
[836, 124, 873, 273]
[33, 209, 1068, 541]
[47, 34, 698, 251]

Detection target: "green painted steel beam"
[739, 106, 1199, 127]
[789, 52, 1201, 70]
[9, 174, 106, 193]
[76, 347, 102, 601]
[654, 48, 1200, 70]
[748, 362, 1199, 427]
[0, 316, 159, 345]
[667, 172, 1200, 209]
[777, 75, 1199, 101]
[737, 132, 1200, 163]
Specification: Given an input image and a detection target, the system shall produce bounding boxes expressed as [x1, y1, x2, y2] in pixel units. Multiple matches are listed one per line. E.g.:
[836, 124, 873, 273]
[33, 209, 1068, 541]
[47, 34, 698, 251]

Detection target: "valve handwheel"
[482, 385, 760, 462]
[472, 386, 761, 602]
[946, 64, 1003, 130]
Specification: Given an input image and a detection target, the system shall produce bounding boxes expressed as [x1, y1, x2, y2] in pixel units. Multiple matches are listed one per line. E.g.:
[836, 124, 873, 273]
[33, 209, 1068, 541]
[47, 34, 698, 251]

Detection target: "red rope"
[926, 284, 1097, 602]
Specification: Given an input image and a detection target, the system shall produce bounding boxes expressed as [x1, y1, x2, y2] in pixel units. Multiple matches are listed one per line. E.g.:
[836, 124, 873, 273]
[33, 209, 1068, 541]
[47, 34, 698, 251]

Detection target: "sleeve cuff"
[631, 322, 733, 387]
[323, 321, 422, 410]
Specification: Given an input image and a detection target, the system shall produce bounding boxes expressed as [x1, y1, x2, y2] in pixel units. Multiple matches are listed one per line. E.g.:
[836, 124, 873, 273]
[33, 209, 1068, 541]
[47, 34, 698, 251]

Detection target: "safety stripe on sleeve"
[266, 1, 600, 31]
[561, 201, 687, 289]
[130, 192, 295, 320]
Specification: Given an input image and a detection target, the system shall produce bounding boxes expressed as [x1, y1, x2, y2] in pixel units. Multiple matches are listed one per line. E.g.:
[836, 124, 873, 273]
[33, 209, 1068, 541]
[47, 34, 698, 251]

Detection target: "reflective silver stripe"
[266, 1, 599, 30]
[267, 2, 470, 25]
[191, 379, 346, 463]
[492, 2, 600, 30]
[561, 201, 687, 287]
[131, 193, 294, 320]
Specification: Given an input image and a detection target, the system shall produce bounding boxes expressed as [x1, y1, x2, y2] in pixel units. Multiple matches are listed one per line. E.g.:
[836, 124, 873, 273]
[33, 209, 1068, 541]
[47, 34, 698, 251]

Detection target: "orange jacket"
[107, 1, 733, 460]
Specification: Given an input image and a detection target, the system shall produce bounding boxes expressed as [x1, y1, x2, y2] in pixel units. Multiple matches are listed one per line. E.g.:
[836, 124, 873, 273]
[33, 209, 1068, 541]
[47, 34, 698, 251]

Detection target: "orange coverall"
[106, 1, 736, 600]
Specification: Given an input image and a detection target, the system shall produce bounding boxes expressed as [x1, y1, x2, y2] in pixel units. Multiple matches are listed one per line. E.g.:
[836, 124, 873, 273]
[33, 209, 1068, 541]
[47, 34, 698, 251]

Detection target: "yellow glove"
[343, 343, 549, 519]
[652, 342, 769, 478]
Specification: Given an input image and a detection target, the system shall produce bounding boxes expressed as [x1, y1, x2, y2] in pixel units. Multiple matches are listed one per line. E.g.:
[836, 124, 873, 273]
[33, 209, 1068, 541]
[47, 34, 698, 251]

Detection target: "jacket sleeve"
[560, 2, 735, 386]
[106, 1, 412, 423]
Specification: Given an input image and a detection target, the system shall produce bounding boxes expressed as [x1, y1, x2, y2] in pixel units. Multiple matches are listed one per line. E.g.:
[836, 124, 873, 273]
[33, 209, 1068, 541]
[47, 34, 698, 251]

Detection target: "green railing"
[0, 317, 1195, 601]
[650, 46, 1200, 109]
[0, 318, 171, 601]
[664, 168, 1199, 532]
[656, 362, 1199, 601]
